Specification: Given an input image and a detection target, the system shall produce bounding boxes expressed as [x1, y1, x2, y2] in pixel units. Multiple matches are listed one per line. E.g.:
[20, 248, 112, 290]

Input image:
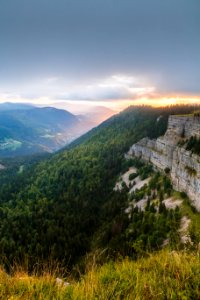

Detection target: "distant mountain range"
[0, 102, 34, 111]
[84, 106, 116, 124]
[0, 102, 106, 157]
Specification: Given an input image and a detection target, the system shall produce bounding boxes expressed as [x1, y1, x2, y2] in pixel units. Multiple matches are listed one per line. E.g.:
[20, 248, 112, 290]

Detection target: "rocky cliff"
[128, 115, 200, 211]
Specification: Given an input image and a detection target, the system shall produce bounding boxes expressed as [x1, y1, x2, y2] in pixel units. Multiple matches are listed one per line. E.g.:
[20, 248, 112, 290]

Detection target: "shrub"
[164, 167, 170, 174]
[129, 173, 138, 181]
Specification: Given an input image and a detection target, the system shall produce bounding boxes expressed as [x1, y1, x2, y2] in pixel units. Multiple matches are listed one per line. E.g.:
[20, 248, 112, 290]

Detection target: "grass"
[173, 111, 200, 117]
[0, 249, 199, 299]
[180, 198, 200, 244]
[171, 190, 200, 245]
[0, 269, 69, 300]
[172, 114, 193, 117]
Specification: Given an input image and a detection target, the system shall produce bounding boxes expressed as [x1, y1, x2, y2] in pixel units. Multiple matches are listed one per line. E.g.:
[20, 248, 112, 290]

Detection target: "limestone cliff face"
[168, 115, 200, 138]
[128, 115, 200, 211]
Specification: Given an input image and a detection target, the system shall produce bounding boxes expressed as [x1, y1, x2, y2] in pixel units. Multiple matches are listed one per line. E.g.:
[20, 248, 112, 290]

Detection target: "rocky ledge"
[128, 115, 200, 211]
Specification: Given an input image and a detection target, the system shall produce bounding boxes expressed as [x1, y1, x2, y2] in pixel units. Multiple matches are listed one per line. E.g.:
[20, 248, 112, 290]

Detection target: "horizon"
[1, 100, 200, 116]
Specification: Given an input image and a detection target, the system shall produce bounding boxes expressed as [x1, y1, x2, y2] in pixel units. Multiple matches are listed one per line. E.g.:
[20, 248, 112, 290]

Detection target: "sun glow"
[115, 96, 200, 111]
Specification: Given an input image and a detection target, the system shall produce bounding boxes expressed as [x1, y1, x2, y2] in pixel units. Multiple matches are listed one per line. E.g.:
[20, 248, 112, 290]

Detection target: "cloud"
[54, 75, 155, 101]
[1, 74, 199, 115]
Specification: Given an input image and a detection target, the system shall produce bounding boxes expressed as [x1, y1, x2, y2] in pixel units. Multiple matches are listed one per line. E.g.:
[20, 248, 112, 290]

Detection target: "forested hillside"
[0, 104, 91, 157]
[0, 105, 198, 272]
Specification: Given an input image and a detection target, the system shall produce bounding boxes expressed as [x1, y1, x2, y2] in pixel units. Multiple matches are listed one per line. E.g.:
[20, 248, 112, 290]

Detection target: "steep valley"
[0, 105, 199, 299]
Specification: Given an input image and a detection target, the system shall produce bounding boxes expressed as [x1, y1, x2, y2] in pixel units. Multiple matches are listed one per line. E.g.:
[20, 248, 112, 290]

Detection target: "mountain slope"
[0, 105, 199, 271]
[0, 104, 85, 157]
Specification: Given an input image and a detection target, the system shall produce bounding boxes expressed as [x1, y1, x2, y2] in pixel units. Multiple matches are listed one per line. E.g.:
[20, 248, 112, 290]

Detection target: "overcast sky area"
[0, 0, 200, 113]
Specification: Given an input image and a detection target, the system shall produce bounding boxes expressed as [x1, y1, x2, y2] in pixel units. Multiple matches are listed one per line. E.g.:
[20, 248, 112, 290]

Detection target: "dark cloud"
[0, 0, 199, 98]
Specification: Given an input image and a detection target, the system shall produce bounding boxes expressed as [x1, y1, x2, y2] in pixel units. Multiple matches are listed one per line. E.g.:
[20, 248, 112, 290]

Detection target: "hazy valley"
[0, 103, 114, 158]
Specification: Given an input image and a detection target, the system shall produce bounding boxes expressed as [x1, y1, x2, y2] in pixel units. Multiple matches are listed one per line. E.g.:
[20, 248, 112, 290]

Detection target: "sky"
[0, 0, 200, 114]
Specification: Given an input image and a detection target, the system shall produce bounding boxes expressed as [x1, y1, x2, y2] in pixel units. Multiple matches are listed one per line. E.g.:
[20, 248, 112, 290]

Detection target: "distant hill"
[0, 102, 34, 111]
[0, 103, 92, 157]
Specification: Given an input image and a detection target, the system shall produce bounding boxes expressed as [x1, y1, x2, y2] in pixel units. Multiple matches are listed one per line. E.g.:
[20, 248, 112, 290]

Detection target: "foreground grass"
[0, 250, 199, 300]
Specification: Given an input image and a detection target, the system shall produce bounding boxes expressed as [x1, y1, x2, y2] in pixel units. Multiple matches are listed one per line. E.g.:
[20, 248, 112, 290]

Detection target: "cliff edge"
[128, 114, 200, 211]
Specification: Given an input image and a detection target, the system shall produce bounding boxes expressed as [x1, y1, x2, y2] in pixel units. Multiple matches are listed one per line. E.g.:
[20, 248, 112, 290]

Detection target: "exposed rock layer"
[128, 115, 200, 211]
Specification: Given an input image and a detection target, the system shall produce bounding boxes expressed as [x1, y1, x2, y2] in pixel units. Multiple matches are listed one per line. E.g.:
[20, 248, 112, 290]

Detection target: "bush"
[164, 167, 170, 174]
[180, 191, 188, 199]
[129, 173, 138, 181]
[186, 136, 200, 155]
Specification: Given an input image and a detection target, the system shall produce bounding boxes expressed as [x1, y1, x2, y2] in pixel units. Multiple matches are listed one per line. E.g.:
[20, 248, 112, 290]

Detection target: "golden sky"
[0, 75, 200, 114]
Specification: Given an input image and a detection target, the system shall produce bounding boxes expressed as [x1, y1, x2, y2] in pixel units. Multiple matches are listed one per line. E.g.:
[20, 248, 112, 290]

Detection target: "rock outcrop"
[128, 115, 200, 211]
